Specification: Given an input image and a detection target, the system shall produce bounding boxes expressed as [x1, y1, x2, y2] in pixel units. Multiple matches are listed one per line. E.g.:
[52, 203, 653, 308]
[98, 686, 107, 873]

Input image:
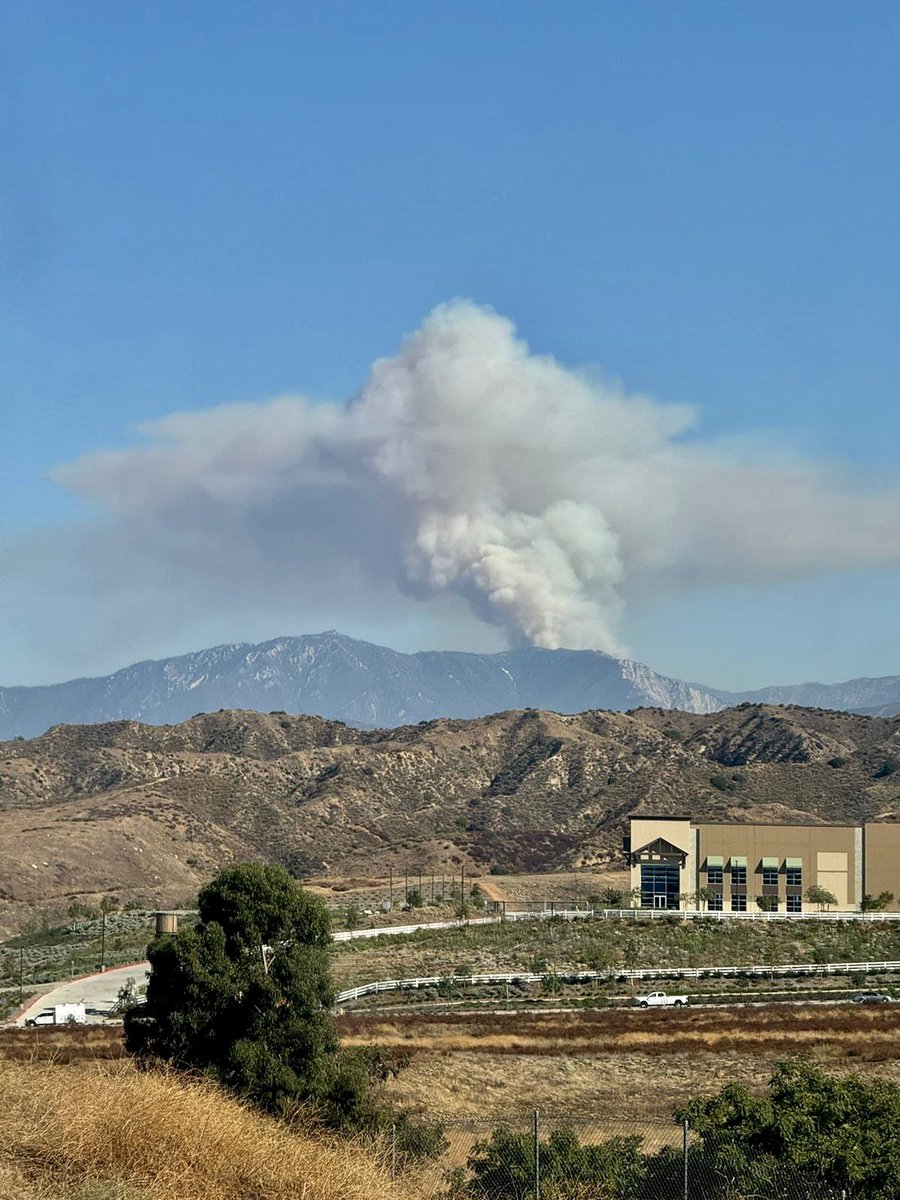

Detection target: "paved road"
[13, 915, 506, 1025]
[15, 961, 149, 1025]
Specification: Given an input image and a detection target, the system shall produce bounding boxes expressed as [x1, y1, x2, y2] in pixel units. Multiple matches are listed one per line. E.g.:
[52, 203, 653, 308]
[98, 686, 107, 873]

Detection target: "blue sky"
[1, 0, 898, 689]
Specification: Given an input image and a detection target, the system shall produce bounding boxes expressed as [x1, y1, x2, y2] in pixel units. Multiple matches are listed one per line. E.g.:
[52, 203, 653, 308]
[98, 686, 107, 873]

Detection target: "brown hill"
[1, 705, 898, 930]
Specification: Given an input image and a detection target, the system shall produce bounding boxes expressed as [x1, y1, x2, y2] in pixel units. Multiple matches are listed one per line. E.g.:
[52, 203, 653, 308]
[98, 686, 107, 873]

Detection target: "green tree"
[806, 884, 838, 911]
[405, 888, 425, 909]
[344, 901, 363, 930]
[466, 1125, 644, 1200]
[124, 862, 336, 1114]
[756, 894, 779, 912]
[862, 891, 895, 912]
[678, 1059, 900, 1200]
[694, 886, 719, 911]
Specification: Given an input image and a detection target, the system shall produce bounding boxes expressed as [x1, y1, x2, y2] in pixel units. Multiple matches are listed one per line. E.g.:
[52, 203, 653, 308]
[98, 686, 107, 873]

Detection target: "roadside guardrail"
[334, 959, 900, 1005]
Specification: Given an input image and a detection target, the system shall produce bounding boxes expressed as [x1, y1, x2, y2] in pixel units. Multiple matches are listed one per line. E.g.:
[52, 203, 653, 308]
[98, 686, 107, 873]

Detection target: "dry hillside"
[1, 704, 898, 929]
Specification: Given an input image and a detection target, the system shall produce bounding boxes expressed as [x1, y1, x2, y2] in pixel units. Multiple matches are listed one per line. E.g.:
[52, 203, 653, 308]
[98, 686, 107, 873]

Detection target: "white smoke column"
[50, 299, 900, 657]
[346, 302, 645, 650]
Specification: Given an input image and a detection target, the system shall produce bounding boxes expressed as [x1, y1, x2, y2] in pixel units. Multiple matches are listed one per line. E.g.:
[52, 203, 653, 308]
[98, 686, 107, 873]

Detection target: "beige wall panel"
[864, 825, 900, 911]
[817, 852, 848, 873]
[817, 871, 848, 908]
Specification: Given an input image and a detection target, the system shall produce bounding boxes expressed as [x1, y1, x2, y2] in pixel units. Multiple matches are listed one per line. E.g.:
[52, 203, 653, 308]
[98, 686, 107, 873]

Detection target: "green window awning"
[761, 857, 779, 869]
[730, 856, 747, 868]
[705, 856, 724, 868]
[785, 858, 803, 869]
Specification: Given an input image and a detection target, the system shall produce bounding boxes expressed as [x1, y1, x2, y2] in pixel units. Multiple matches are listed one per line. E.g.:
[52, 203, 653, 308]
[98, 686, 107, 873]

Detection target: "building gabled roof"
[631, 835, 689, 858]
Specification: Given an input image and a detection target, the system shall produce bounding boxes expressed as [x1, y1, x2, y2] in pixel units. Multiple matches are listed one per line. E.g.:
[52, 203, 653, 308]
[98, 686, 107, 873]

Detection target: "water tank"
[155, 911, 178, 937]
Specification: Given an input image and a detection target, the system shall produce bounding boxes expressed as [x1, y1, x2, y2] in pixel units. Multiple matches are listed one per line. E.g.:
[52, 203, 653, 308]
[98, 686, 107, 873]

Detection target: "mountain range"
[0, 632, 898, 740]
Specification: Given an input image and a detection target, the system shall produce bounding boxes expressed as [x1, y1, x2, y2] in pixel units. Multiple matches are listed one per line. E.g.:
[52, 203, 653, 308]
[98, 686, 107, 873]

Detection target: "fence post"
[391, 1122, 397, 1180]
[533, 1108, 540, 1200]
[683, 1118, 689, 1200]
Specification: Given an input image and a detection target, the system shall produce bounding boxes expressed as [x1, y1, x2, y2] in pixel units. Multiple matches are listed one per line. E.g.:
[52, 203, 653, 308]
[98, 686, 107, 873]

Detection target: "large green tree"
[678, 1059, 900, 1199]
[124, 863, 336, 1114]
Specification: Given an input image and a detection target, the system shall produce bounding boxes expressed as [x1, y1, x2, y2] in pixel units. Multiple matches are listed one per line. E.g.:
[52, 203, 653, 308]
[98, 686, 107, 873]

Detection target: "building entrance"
[640, 863, 680, 909]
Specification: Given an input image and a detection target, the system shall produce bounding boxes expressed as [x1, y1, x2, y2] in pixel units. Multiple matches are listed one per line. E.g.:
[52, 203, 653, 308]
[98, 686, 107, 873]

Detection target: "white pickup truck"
[634, 990, 689, 1008]
[25, 1003, 87, 1027]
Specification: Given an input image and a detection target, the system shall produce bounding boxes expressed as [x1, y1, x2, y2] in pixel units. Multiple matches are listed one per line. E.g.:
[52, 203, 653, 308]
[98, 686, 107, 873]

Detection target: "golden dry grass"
[0, 1025, 126, 1064]
[0, 1061, 422, 1200]
[338, 1004, 900, 1058]
[338, 1005, 900, 1125]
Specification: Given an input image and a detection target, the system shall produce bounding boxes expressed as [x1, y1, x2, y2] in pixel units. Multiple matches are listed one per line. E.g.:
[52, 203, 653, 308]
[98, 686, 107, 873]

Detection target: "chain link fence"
[387, 1112, 855, 1200]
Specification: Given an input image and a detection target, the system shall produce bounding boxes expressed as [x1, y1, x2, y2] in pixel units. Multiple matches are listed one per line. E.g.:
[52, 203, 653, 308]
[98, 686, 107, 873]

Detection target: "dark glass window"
[786, 868, 802, 888]
[640, 863, 681, 909]
[708, 892, 723, 911]
[731, 893, 747, 912]
[787, 894, 802, 913]
[762, 867, 779, 887]
[707, 866, 723, 885]
[730, 866, 747, 885]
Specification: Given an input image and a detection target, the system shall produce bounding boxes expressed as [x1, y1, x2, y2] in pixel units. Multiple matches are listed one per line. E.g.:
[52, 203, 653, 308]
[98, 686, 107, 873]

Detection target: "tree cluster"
[447, 1061, 900, 1199]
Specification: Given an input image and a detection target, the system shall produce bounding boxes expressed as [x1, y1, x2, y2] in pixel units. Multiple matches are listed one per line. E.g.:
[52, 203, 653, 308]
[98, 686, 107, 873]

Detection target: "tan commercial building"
[627, 816, 900, 913]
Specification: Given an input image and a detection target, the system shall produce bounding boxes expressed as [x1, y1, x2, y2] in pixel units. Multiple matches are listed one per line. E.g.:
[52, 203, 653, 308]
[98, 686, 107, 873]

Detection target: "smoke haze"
[43, 301, 900, 660]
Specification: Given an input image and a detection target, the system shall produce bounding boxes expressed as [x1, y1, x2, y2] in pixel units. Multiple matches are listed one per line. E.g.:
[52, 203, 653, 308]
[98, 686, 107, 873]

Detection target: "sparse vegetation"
[330, 913, 900, 989]
[2, 705, 899, 927]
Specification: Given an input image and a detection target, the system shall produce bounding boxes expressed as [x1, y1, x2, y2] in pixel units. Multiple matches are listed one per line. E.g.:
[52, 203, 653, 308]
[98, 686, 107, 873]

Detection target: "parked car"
[851, 991, 893, 1004]
[634, 990, 689, 1008]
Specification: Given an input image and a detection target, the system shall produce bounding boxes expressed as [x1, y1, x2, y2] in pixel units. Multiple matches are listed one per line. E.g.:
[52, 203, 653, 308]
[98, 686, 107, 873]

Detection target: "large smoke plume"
[51, 300, 900, 656]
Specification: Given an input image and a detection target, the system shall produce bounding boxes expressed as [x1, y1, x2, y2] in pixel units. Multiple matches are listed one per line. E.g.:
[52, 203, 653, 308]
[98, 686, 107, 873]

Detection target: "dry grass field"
[0, 1024, 125, 1064]
[6, 1004, 900, 1191]
[477, 871, 630, 905]
[337, 1005, 900, 1124]
[0, 1060, 415, 1200]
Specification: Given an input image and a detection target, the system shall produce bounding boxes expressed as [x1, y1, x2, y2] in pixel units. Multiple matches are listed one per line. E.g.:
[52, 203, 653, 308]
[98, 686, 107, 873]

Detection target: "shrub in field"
[678, 1059, 900, 1200]
[465, 1125, 645, 1200]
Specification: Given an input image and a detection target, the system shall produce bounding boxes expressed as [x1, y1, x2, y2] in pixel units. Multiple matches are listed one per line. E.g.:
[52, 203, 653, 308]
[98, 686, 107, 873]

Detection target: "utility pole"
[19, 947, 24, 1004]
[100, 909, 107, 972]
[683, 1118, 689, 1200]
[533, 1109, 540, 1200]
[404, 869, 409, 906]
[431, 869, 435, 904]
[389, 866, 393, 911]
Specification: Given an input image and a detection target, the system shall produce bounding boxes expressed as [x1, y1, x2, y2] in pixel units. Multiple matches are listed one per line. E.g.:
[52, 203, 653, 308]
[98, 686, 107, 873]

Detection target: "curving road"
[13, 914, 506, 1026]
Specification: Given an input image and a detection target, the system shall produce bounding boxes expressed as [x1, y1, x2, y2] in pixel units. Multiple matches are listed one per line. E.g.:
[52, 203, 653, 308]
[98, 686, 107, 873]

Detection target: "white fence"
[580, 907, 900, 922]
[334, 959, 900, 1005]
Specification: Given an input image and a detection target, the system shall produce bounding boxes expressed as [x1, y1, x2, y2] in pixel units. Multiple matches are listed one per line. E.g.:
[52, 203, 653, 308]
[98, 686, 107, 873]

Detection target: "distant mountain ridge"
[714, 676, 900, 718]
[0, 633, 722, 738]
[0, 632, 897, 739]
